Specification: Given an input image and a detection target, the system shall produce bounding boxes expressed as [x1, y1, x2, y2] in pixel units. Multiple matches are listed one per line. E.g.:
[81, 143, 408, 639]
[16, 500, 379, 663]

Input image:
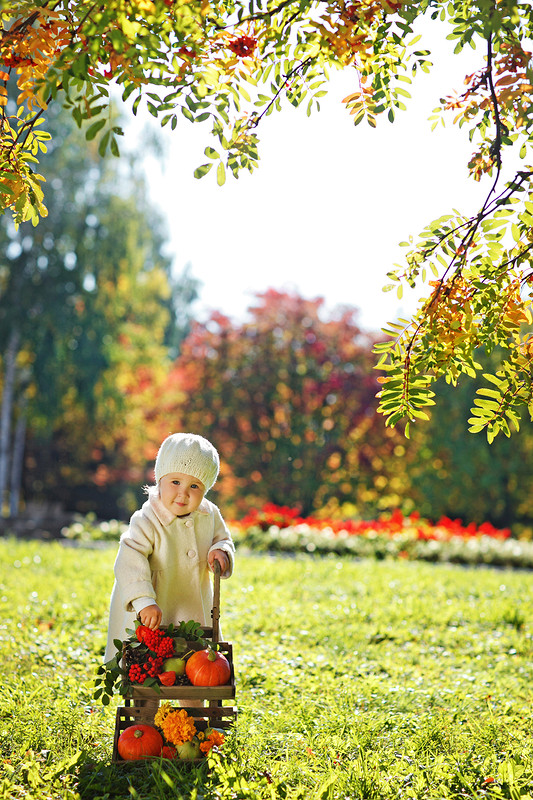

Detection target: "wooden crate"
[112, 562, 237, 763]
[124, 641, 236, 704]
[112, 703, 237, 763]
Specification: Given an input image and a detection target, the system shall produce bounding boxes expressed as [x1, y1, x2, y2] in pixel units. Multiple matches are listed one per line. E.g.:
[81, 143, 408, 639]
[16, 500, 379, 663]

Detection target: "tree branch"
[222, 0, 299, 29]
[393, 31, 524, 417]
[248, 56, 316, 129]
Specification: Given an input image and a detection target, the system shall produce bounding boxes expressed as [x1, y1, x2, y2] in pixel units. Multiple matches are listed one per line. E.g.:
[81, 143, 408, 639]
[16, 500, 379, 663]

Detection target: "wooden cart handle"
[211, 559, 221, 643]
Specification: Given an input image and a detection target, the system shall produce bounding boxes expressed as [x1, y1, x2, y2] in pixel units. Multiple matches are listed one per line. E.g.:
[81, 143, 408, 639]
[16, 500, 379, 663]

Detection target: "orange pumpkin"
[117, 724, 163, 761]
[185, 649, 231, 686]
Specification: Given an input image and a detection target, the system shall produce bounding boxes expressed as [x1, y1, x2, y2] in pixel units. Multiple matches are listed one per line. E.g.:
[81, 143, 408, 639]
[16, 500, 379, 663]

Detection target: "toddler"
[105, 432, 234, 671]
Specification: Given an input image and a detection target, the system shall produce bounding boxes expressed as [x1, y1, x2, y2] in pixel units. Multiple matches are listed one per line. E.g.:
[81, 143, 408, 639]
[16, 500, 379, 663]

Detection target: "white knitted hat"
[154, 433, 220, 490]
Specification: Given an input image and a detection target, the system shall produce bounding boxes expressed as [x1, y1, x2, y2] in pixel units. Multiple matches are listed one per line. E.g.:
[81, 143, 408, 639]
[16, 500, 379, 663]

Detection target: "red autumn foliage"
[167, 290, 409, 516]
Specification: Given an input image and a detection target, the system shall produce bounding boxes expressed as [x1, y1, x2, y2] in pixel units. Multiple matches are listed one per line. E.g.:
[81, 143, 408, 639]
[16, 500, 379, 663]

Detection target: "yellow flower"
[154, 702, 173, 728]
[161, 709, 197, 747]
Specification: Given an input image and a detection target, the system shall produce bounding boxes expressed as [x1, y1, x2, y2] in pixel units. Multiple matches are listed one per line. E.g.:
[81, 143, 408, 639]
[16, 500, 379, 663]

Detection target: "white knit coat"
[104, 490, 235, 663]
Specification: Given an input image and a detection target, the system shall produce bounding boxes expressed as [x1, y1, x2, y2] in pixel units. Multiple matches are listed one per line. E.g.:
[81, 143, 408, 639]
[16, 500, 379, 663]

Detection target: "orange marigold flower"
[161, 709, 197, 747]
[199, 729, 225, 753]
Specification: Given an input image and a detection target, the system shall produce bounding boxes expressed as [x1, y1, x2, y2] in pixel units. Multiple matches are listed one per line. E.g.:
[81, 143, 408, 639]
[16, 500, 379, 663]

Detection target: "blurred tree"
[408, 347, 533, 530]
[0, 103, 199, 517]
[170, 289, 411, 516]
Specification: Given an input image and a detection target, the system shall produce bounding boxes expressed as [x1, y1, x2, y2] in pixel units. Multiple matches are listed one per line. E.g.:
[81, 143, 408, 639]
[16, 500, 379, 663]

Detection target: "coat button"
[185, 519, 194, 528]
[187, 549, 196, 558]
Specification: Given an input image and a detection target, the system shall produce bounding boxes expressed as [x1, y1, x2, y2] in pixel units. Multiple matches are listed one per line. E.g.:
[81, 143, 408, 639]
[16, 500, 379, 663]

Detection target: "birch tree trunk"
[0, 327, 20, 515]
[9, 390, 28, 518]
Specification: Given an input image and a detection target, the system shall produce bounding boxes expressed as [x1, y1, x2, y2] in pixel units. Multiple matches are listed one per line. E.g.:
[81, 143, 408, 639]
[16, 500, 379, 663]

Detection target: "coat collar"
[147, 487, 210, 527]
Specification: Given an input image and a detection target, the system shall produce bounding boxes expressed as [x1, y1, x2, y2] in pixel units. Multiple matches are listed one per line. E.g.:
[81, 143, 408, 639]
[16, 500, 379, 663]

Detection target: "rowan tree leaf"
[85, 119, 106, 141]
[216, 161, 226, 186]
[98, 131, 110, 157]
[193, 163, 214, 179]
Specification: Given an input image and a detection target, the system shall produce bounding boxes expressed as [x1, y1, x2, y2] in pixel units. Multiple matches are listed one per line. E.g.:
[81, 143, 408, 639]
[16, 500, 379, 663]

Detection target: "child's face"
[159, 472, 206, 517]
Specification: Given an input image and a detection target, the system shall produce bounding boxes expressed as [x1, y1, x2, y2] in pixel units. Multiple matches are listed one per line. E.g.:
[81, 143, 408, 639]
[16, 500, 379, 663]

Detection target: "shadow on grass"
[76, 754, 212, 799]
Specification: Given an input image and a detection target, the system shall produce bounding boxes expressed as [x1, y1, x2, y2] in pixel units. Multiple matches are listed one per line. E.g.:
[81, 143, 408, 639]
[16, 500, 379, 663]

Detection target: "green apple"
[162, 656, 186, 675]
[177, 738, 202, 760]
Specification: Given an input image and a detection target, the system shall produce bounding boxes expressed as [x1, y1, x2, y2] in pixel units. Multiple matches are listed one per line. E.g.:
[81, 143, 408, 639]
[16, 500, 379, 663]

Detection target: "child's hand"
[208, 549, 229, 574]
[140, 604, 162, 630]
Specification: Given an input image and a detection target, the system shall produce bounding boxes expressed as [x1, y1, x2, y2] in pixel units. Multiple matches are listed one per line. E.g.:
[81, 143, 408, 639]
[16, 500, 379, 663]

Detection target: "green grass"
[1, 538, 533, 798]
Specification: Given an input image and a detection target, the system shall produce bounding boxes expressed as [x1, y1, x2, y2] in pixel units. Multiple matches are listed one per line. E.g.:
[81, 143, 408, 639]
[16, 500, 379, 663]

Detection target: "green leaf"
[98, 131, 110, 157]
[122, 83, 136, 102]
[194, 162, 214, 179]
[217, 161, 226, 186]
[468, 422, 486, 433]
[85, 119, 106, 141]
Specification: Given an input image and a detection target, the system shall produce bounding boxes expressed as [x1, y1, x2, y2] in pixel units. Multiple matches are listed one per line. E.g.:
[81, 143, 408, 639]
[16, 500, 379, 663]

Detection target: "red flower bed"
[233, 504, 511, 541]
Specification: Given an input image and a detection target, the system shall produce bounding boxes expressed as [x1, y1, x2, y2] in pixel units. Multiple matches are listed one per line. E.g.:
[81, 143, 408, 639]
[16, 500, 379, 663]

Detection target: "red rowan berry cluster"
[2, 53, 34, 68]
[141, 628, 175, 658]
[128, 664, 147, 684]
[144, 655, 164, 677]
[155, 636, 175, 659]
[141, 628, 164, 650]
[227, 35, 257, 58]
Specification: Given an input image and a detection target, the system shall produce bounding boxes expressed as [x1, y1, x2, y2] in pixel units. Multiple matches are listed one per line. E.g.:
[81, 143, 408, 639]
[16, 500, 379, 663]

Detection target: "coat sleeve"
[113, 512, 157, 612]
[207, 505, 235, 579]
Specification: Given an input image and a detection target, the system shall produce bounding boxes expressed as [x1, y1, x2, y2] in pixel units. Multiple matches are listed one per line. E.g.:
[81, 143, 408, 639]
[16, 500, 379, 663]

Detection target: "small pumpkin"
[161, 745, 178, 759]
[185, 648, 231, 686]
[117, 724, 163, 761]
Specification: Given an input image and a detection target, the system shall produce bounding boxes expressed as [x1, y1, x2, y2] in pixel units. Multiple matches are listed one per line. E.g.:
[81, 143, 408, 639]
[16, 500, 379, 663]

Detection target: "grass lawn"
[0, 538, 532, 798]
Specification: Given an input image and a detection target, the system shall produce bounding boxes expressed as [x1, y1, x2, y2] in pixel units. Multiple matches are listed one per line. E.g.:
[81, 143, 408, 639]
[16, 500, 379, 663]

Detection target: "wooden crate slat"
[129, 684, 235, 700]
[124, 642, 235, 702]
[112, 705, 237, 763]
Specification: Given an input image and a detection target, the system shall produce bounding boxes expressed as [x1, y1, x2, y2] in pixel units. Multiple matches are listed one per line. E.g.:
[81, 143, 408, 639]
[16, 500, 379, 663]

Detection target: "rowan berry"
[143, 655, 164, 677]
[128, 664, 147, 684]
[155, 636, 175, 658]
[228, 35, 257, 58]
[142, 628, 164, 652]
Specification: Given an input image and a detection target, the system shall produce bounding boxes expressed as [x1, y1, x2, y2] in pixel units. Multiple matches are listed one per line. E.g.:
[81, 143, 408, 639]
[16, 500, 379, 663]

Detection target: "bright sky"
[133, 22, 486, 333]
